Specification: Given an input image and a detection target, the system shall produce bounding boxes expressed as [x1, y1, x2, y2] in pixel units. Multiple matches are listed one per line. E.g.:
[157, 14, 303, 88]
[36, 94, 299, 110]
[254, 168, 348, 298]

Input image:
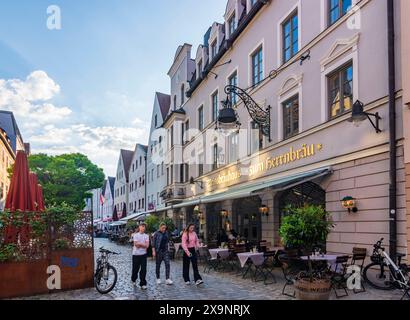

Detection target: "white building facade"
[128, 144, 148, 214]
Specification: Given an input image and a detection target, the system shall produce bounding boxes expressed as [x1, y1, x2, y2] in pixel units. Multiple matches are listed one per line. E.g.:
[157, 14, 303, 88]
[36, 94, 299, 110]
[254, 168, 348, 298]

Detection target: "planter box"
[0, 248, 94, 299]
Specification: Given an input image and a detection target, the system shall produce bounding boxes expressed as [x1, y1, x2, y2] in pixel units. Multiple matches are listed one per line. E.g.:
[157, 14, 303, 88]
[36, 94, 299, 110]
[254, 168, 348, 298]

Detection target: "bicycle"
[94, 247, 120, 294]
[363, 238, 410, 300]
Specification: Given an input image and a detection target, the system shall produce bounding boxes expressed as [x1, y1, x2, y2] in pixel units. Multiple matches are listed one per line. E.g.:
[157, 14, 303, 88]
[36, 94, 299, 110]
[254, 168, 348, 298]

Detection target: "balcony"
[160, 183, 186, 203]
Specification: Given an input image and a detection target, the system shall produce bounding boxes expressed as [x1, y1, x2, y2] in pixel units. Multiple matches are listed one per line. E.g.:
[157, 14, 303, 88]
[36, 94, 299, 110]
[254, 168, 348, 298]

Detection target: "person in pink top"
[181, 224, 203, 286]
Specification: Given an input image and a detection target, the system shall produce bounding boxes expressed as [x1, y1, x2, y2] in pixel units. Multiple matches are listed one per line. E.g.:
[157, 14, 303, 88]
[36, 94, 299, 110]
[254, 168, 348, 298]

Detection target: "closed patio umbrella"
[122, 203, 127, 218]
[4, 151, 36, 244]
[112, 206, 119, 222]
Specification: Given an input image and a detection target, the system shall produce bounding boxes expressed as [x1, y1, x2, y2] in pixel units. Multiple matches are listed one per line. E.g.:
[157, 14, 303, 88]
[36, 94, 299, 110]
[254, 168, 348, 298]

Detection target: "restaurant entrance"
[232, 196, 262, 243]
[206, 202, 222, 242]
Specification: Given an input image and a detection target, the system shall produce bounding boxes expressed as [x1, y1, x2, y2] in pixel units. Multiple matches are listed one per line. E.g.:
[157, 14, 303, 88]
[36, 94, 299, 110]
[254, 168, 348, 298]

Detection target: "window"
[228, 13, 236, 36]
[211, 39, 218, 59]
[157, 165, 160, 178]
[185, 164, 189, 183]
[180, 164, 185, 183]
[329, 0, 352, 25]
[167, 167, 170, 185]
[181, 84, 185, 106]
[154, 115, 158, 128]
[211, 90, 219, 122]
[185, 120, 190, 142]
[161, 162, 164, 176]
[283, 95, 299, 139]
[328, 62, 353, 118]
[198, 153, 204, 177]
[283, 11, 298, 63]
[250, 122, 263, 154]
[229, 131, 239, 163]
[170, 125, 174, 147]
[228, 71, 238, 105]
[212, 144, 218, 171]
[181, 122, 185, 146]
[174, 95, 177, 110]
[198, 106, 204, 131]
[251, 47, 263, 86]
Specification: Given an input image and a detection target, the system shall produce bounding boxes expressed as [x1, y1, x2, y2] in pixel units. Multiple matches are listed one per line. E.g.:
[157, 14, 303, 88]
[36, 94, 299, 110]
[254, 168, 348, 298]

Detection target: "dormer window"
[181, 83, 185, 106]
[197, 59, 203, 77]
[211, 39, 218, 59]
[228, 13, 236, 37]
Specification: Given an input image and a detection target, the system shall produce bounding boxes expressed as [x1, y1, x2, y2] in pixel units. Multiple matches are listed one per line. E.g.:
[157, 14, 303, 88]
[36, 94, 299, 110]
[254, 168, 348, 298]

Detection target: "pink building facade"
[155, 0, 409, 260]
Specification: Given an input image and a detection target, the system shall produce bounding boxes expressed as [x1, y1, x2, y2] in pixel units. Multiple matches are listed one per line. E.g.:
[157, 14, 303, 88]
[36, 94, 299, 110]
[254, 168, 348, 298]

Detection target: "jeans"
[183, 247, 202, 282]
[156, 249, 171, 279]
[131, 254, 147, 286]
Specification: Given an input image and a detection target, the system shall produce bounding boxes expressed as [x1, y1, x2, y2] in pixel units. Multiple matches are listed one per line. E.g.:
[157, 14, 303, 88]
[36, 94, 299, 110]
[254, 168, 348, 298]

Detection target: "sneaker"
[195, 280, 203, 286]
[141, 285, 148, 290]
[156, 279, 162, 285]
[166, 279, 174, 285]
[185, 281, 191, 285]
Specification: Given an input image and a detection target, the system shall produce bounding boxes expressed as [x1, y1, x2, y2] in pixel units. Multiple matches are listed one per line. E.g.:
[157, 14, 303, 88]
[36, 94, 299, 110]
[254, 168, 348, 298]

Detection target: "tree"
[28, 153, 105, 210]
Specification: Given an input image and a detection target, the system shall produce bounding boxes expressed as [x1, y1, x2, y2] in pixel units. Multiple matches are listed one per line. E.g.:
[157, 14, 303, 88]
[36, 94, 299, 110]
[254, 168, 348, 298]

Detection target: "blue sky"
[0, 0, 227, 176]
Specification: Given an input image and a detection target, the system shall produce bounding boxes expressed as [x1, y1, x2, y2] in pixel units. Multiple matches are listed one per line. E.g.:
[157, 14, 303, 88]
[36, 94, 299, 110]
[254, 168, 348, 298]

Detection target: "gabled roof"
[155, 92, 171, 121]
[120, 149, 134, 180]
[0, 111, 23, 153]
[108, 176, 115, 197]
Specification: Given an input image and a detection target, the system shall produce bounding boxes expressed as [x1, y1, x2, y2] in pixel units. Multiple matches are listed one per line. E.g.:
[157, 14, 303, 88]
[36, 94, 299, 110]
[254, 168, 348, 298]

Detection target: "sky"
[0, 0, 227, 177]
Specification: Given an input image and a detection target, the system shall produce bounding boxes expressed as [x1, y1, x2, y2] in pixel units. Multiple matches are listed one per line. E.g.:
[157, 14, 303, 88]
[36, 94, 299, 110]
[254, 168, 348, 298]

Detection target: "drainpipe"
[387, 0, 397, 261]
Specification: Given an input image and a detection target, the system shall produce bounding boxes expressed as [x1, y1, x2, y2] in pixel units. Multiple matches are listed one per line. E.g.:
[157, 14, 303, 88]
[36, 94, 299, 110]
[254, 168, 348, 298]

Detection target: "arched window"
[181, 83, 185, 106]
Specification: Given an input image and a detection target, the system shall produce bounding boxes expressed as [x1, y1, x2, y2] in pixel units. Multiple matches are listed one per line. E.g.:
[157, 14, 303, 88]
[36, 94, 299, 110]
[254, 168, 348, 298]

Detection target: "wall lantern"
[348, 100, 382, 133]
[341, 196, 358, 213]
[220, 209, 229, 218]
[258, 205, 269, 217]
[190, 177, 204, 189]
[217, 85, 272, 142]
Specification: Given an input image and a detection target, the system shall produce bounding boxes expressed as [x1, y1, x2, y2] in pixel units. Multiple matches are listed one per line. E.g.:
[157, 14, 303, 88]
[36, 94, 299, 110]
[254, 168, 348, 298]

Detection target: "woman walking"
[181, 224, 203, 286]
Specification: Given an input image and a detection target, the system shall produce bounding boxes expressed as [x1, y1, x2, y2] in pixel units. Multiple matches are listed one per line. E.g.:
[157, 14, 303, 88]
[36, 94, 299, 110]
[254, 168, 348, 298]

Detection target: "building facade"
[0, 127, 15, 210]
[146, 92, 171, 214]
[151, 0, 410, 259]
[114, 149, 134, 218]
[102, 177, 115, 221]
[0, 111, 25, 154]
[128, 144, 148, 214]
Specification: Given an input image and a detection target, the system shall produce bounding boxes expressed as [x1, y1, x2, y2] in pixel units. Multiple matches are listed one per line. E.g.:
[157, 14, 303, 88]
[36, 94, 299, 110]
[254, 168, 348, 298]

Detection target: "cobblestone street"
[15, 238, 405, 300]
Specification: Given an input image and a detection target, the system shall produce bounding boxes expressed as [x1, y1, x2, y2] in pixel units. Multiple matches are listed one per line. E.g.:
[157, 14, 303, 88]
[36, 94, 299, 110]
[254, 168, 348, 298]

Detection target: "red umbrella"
[37, 184, 45, 212]
[4, 151, 36, 244]
[29, 172, 39, 211]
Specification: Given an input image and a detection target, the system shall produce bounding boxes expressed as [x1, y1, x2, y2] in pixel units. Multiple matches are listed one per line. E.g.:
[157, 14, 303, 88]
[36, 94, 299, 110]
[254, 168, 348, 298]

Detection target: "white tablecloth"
[237, 252, 265, 268]
[300, 254, 338, 263]
[208, 248, 230, 259]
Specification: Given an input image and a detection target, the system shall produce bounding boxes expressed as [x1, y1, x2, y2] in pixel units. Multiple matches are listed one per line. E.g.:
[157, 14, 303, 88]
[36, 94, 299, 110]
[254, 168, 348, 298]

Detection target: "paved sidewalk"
[14, 238, 406, 300]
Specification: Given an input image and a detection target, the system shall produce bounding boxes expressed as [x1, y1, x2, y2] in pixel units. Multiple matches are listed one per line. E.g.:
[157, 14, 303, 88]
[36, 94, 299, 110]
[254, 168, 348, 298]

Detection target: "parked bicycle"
[94, 247, 119, 294]
[363, 238, 410, 300]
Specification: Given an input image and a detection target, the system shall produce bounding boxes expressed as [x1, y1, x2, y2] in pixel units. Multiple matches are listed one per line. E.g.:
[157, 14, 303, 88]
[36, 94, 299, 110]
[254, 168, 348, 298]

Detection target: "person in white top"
[131, 223, 150, 290]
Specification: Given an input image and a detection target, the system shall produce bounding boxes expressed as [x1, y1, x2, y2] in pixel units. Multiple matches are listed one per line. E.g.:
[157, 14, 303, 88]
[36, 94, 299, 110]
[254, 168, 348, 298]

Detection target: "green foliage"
[28, 153, 105, 210]
[127, 220, 139, 231]
[279, 205, 334, 252]
[0, 244, 20, 262]
[160, 217, 175, 233]
[145, 215, 159, 234]
[46, 202, 79, 226]
[54, 238, 71, 250]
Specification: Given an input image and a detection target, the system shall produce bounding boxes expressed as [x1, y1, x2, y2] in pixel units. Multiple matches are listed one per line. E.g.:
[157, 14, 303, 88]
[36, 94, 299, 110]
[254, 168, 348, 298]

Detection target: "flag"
[100, 194, 105, 205]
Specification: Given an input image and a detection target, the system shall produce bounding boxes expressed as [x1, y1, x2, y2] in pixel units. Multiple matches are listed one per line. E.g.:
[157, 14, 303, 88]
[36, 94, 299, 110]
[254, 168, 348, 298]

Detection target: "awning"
[173, 166, 332, 208]
[120, 212, 147, 222]
[109, 221, 127, 227]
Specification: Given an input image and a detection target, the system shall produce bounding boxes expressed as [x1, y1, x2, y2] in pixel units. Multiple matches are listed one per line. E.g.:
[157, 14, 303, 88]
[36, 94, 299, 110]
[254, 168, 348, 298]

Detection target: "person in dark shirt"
[217, 228, 229, 246]
[152, 223, 173, 285]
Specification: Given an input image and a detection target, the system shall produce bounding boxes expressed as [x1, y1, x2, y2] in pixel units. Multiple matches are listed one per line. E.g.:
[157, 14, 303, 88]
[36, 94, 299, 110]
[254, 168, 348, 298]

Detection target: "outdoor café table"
[301, 254, 339, 271]
[237, 252, 265, 280]
[208, 248, 230, 260]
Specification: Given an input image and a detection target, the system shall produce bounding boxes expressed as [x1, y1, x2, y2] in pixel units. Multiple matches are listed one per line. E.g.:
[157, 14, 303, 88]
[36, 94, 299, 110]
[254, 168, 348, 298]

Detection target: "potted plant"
[279, 205, 334, 300]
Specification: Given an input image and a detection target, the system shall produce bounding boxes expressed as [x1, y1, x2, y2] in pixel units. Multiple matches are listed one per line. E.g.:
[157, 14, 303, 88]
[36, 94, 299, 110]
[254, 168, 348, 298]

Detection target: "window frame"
[327, 61, 354, 119]
[251, 46, 263, 86]
[198, 105, 204, 131]
[328, 0, 352, 26]
[282, 10, 299, 64]
[282, 94, 300, 140]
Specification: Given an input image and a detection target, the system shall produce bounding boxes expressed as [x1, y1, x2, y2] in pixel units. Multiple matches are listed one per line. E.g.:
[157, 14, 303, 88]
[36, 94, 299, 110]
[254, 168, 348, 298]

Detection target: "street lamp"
[217, 85, 272, 142]
[348, 100, 382, 133]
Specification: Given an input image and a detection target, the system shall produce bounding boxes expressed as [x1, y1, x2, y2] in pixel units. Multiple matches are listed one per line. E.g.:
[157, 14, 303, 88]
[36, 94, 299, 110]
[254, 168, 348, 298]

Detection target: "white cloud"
[0, 71, 71, 129]
[0, 71, 149, 177]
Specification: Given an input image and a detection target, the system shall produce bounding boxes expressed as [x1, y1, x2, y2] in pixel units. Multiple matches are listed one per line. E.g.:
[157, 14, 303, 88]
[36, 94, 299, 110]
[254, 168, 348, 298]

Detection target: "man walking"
[131, 223, 150, 290]
[152, 223, 173, 285]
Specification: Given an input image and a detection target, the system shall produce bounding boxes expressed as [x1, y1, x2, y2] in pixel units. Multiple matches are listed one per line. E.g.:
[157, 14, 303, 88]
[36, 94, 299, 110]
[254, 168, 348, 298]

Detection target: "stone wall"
[324, 146, 407, 258]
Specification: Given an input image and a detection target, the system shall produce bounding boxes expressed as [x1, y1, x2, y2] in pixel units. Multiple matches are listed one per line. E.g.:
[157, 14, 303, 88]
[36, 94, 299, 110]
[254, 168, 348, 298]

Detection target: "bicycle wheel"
[363, 262, 395, 290]
[94, 265, 118, 294]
